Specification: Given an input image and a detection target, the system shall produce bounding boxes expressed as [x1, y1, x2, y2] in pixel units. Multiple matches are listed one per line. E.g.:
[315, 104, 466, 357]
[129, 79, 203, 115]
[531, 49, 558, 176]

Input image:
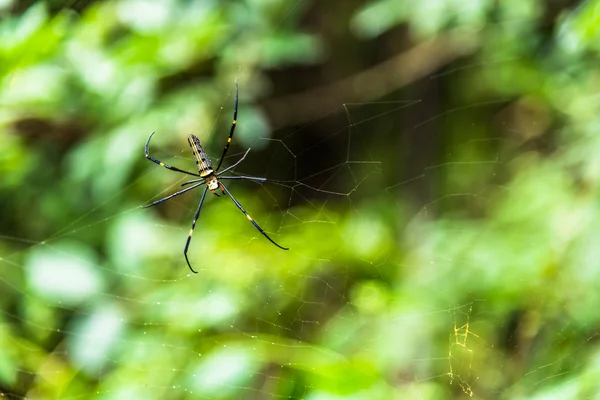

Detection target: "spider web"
[2, 1, 600, 399]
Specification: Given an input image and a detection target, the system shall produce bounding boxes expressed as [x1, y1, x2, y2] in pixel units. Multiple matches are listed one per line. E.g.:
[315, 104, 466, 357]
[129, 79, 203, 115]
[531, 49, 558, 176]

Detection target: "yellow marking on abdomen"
[191, 144, 202, 162]
[160, 162, 165, 166]
[233, 120, 237, 125]
[247, 215, 252, 221]
[189, 229, 194, 236]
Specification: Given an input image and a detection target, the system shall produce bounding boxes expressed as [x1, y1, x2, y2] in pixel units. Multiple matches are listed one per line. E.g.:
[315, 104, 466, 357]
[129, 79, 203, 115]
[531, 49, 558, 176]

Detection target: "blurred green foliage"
[2, 0, 600, 399]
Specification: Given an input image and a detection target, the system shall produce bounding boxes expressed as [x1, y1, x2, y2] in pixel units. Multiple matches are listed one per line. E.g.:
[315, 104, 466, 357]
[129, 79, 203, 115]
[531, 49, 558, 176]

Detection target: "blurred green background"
[2, 0, 600, 398]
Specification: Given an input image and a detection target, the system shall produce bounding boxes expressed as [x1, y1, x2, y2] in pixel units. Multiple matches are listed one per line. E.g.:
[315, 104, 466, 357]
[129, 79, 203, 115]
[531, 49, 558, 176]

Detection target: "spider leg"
[145, 132, 200, 177]
[217, 148, 250, 176]
[215, 83, 239, 172]
[181, 178, 204, 187]
[140, 182, 204, 208]
[184, 186, 209, 274]
[219, 182, 288, 250]
[219, 175, 292, 184]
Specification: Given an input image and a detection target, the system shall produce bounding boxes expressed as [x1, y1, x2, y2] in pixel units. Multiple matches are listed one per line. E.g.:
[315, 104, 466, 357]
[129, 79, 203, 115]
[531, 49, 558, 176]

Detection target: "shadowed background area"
[2, 0, 600, 398]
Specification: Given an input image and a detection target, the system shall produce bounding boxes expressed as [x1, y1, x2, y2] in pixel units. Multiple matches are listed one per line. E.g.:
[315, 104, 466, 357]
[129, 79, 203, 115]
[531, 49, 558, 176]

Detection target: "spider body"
[188, 134, 215, 178]
[204, 174, 220, 192]
[188, 134, 220, 191]
[142, 84, 288, 273]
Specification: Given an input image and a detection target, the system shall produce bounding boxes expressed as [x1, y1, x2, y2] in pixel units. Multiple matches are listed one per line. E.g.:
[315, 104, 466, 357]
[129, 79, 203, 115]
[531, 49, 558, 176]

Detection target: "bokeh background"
[2, 0, 600, 398]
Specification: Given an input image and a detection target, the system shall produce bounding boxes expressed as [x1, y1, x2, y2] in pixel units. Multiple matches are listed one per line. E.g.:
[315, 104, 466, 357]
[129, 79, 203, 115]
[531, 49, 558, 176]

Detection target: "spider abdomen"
[187, 134, 214, 177]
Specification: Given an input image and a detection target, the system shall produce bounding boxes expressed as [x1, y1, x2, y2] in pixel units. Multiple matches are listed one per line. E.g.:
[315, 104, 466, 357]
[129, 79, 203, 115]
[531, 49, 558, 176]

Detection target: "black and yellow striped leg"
[220, 183, 289, 250]
[215, 83, 239, 172]
[145, 132, 199, 177]
[219, 175, 292, 184]
[141, 182, 205, 208]
[219, 175, 266, 182]
[181, 178, 204, 187]
[217, 148, 251, 176]
[184, 186, 209, 274]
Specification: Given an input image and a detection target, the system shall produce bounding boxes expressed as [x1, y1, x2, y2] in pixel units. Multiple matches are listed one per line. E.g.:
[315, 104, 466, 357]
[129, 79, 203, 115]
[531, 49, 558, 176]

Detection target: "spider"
[142, 83, 288, 273]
